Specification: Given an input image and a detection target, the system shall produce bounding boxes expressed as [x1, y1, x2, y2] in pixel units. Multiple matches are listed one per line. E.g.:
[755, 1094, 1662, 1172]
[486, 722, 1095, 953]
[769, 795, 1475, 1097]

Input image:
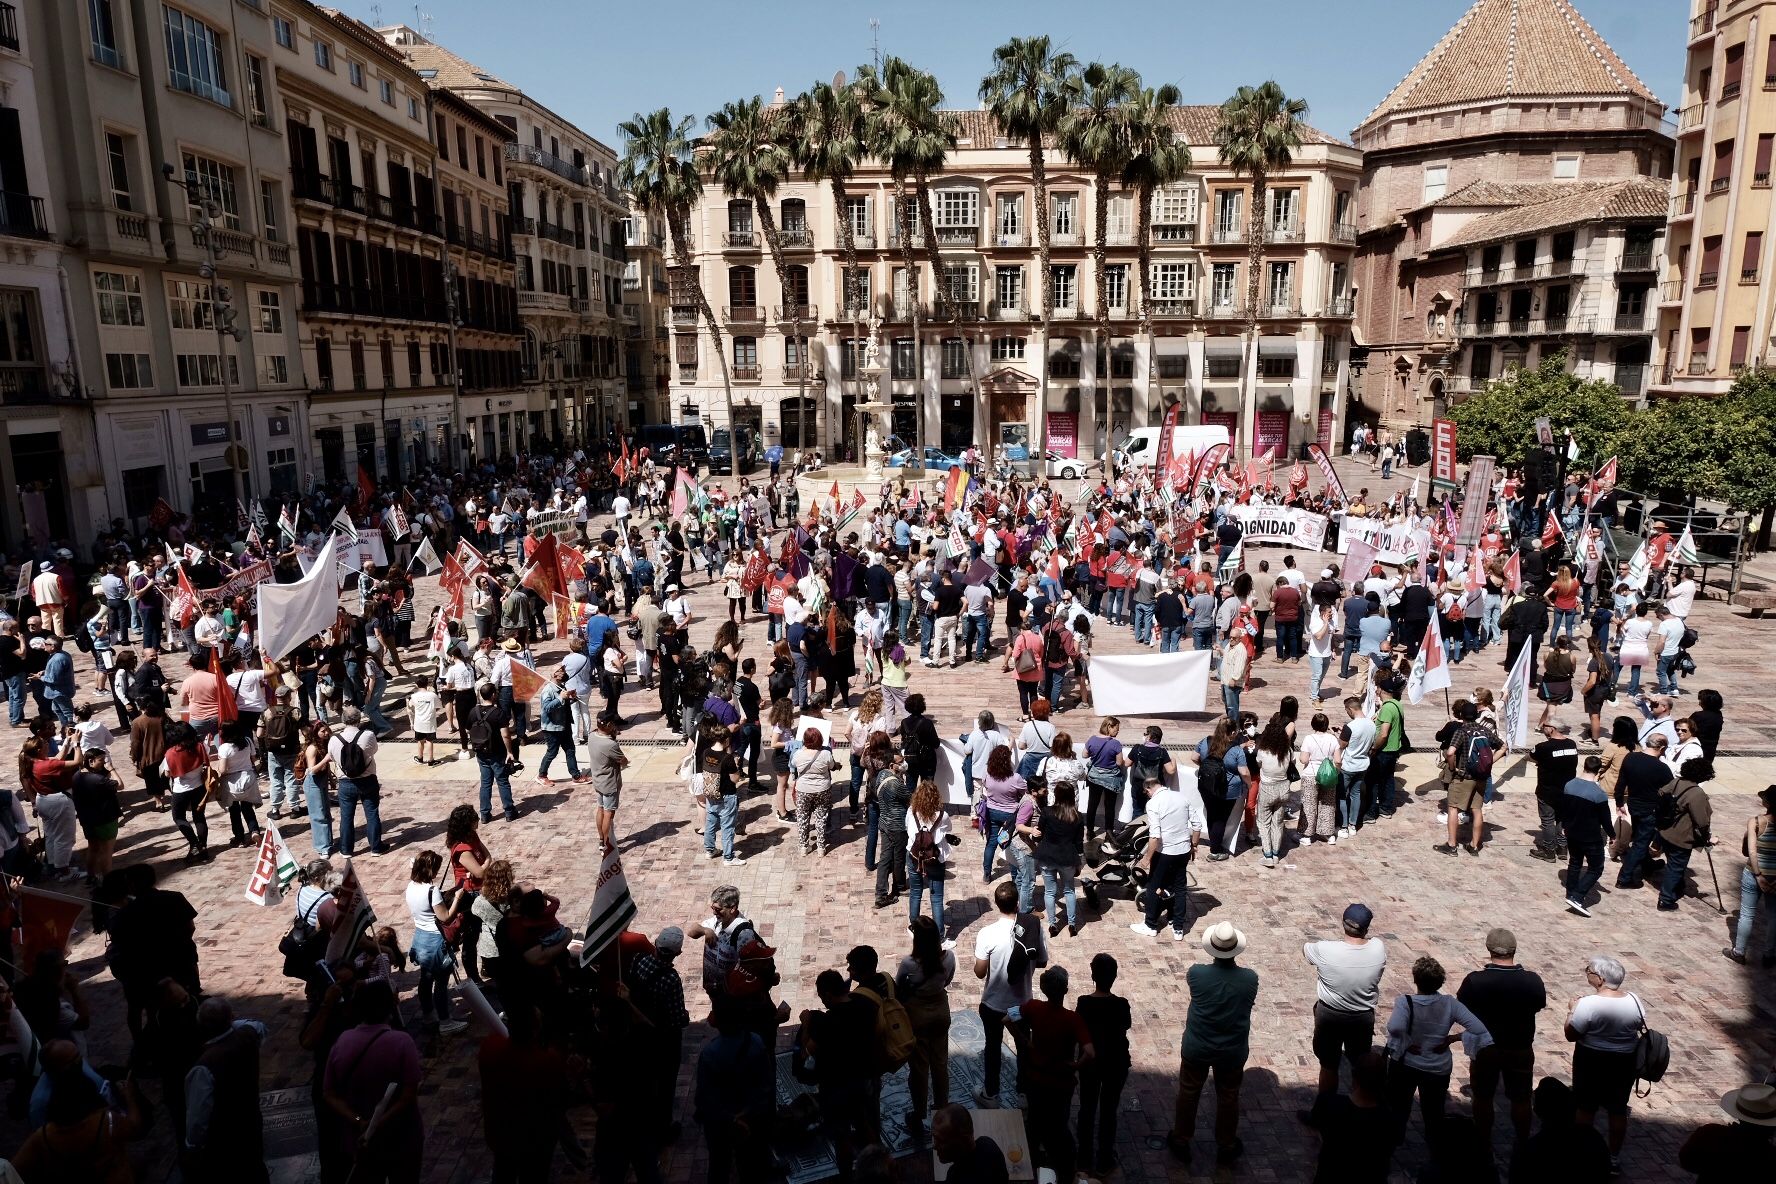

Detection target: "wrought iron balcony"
[732, 364, 761, 381]
[1690, 5, 1716, 43]
[778, 226, 813, 248]
[723, 230, 758, 249]
[1149, 299, 1196, 319]
[504, 143, 589, 186]
[1670, 187, 1698, 219]
[775, 304, 817, 322]
[0, 3, 18, 53]
[934, 226, 978, 247]
[1210, 223, 1243, 244]
[1326, 297, 1355, 317]
[1618, 250, 1656, 272]
[1332, 222, 1358, 244]
[990, 300, 1026, 320]
[992, 230, 1029, 247]
[0, 192, 50, 240]
[1267, 220, 1303, 244]
[724, 305, 764, 323]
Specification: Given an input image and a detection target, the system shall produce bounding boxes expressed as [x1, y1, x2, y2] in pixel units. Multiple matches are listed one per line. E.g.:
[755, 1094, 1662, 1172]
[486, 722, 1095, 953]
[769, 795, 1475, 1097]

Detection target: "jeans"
[411, 928, 453, 1019]
[477, 758, 516, 820]
[1105, 587, 1127, 625]
[1553, 607, 1578, 639]
[538, 730, 581, 779]
[966, 613, 991, 658]
[1658, 845, 1694, 908]
[1733, 867, 1776, 957]
[1566, 842, 1605, 904]
[1366, 750, 1400, 817]
[304, 773, 333, 855]
[1222, 683, 1241, 721]
[1617, 807, 1658, 886]
[907, 863, 945, 931]
[1145, 850, 1191, 933]
[1308, 654, 1330, 702]
[1160, 626, 1185, 654]
[875, 830, 908, 899]
[1010, 842, 1037, 912]
[5, 673, 24, 726]
[1132, 602, 1155, 644]
[863, 799, 881, 870]
[1339, 631, 1362, 678]
[363, 667, 392, 732]
[171, 789, 208, 852]
[919, 613, 935, 660]
[704, 793, 739, 859]
[1656, 653, 1679, 695]
[1077, 1063, 1129, 1171]
[1275, 620, 1302, 660]
[1044, 667, 1066, 708]
[1042, 864, 1078, 927]
[895, 600, 914, 639]
[1535, 797, 1566, 855]
[1193, 625, 1215, 651]
[1339, 769, 1367, 830]
[266, 750, 299, 813]
[337, 777, 382, 854]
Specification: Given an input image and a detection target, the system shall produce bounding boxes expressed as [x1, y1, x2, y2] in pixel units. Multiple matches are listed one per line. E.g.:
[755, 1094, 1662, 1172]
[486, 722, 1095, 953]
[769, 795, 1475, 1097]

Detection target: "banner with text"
[1228, 506, 1329, 552]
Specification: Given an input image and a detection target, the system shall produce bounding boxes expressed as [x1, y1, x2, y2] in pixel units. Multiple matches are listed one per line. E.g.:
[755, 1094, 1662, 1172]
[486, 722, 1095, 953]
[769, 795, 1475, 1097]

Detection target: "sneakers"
[1722, 946, 1747, 964]
[1128, 922, 1160, 938]
[723, 855, 747, 867]
[1337, 826, 1352, 838]
[1171, 928, 1186, 942]
[1325, 834, 1337, 846]
[1566, 898, 1592, 917]
[972, 1089, 999, 1109]
[1529, 848, 1559, 863]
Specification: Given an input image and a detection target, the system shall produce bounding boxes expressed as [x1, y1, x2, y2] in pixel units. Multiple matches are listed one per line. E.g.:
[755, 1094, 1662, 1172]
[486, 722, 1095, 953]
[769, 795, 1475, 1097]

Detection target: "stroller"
[1090, 814, 1196, 928]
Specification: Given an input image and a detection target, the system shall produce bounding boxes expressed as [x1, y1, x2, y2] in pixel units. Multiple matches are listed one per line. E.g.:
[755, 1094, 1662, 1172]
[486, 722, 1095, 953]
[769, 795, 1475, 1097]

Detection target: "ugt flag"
[1406, 613, 1453, 706]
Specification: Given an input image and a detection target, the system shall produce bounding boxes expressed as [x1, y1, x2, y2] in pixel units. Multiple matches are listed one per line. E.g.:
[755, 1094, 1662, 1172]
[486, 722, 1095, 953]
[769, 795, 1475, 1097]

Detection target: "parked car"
[887, 446, 963, 472]
[708, 426, 761, 475]
[1044, 451, 1097, 481]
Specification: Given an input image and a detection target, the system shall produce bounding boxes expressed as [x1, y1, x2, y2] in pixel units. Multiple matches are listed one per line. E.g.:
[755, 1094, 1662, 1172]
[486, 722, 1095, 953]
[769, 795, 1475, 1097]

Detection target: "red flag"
[557, 543, 587, 582]
[453, 538, 486, 577]
[551, 593, 582, 640]
[174, 564, 200, 628]
[1585, 457, 1618, 508]
[1289, 461, 1309, 490]
[1154, 402, 1180, 489]
[780, 531, 802, 576]
[440, 550, 467, 593]
[1541, 514, 1564, 549]
[741, 546, 771, 594]
[148, 497, 176, 530]
[830, 480, 841, 503]
[614, 438, 632, 484]
[520, 531, 562, 601]
[1046, 549, 1062, 582]
[355, 464, 376, 510]
[17, 889, 85, 967]
[1504, 549, 1522, 593]
[851, 488, 867, 511]
[212, 645, 239, 725]
[510, 658, 546, 703]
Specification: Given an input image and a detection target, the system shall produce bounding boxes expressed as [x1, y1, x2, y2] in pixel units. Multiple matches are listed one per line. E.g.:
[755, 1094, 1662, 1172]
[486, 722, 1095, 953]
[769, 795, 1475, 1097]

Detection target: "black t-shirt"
[1398, 584, 1434, 623]
[1075, 992, 1132, 1071]
[806, 993, 877, 1086]
[0, 634, 21, 680]
[934, 584, 964, 619]
[945, 1138, 1012, 1184]
[1455, 964, 1546, 1051]
[736, 676, 761, 723]
[1005, 587, 1028, 630]
[1614, 750, 1669, 809]
[1531, 738, 1579, 800]
[475, 703, 513, 759]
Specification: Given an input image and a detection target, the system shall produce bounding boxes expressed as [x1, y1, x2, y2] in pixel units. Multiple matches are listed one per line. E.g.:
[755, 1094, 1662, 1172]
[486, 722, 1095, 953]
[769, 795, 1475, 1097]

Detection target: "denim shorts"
[411, 926, 453, 972]
[597, 790, 620, 811]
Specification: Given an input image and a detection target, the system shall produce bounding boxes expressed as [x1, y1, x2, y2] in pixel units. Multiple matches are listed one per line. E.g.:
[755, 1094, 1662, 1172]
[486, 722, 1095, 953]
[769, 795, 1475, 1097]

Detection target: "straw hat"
[1201, 921, 1247, 960]
[1720, 1083, 1776, 1126]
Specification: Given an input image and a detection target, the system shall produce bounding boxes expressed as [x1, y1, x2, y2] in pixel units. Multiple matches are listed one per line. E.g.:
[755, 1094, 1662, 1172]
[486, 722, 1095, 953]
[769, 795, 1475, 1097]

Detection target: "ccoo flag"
[243, 824, 301, 906]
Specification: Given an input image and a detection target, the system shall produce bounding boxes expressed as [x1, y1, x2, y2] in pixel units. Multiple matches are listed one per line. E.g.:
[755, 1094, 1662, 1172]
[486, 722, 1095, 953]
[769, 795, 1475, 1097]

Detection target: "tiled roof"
[1434, 178, 1668, 251]
[945, 106, 1349, 150]
[380, 34, 515, 93]
[1433, 179, 1613, 207]
[1356, 0, 1659, 134]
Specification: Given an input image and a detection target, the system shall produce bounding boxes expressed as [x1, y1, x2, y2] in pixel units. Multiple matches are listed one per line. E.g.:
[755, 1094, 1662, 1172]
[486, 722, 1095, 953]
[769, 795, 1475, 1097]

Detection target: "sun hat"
[1202, 921, 1247, 960]
[1720, 1083, 1776, 1126]
[500, 637, 522, 652]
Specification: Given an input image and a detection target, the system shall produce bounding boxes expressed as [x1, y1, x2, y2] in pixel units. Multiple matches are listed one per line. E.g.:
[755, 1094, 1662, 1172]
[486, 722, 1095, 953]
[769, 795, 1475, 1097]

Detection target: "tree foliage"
[1445, 355, 1630, 466]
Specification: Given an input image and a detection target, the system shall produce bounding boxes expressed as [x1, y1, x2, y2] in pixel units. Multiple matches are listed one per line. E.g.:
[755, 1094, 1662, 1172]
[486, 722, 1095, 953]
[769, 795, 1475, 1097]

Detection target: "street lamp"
[443, 255, 465, 469]
[163, 162, 248, 511]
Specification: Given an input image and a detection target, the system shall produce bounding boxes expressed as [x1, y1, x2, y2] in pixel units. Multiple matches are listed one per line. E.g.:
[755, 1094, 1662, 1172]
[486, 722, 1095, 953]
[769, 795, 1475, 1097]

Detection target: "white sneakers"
[1565, 898, 1591, 917]
[1128, 922, 1160, 938]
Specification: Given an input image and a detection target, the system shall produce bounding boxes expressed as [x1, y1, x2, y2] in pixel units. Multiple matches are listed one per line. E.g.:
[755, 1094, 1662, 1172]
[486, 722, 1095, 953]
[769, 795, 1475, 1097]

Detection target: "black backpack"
[466, 706, 498, 753]
[1197, 752, 1230, 801]
[901, 717, 933, 768]
[336, 728, 371, 779]
[1042, 625, 1067, 667]
[1130, 744, 1168, 788]
[262, 705, 299, 754]
[1004, 913, 1048, 985]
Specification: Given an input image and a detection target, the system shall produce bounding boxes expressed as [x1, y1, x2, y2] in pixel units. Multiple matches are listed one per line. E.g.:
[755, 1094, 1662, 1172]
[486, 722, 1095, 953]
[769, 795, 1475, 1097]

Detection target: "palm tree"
[785, 73, 874, 458]
[1059, 62, 1139, 459]
[1120, 84, 1190, 430]
[1215, 81, 1308, 457]
[620, 108, 732, 457]
[705, 96, 806, 459]
[870, 56, 959, 463]
[981, 36, 1079, 457]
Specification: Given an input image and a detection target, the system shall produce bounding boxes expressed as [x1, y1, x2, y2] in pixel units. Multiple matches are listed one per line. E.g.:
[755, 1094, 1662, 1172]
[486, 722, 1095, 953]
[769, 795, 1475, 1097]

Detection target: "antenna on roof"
[415, 5, 433, 38]
[870, 18, 881, 72]
[370, 3, 382, 25]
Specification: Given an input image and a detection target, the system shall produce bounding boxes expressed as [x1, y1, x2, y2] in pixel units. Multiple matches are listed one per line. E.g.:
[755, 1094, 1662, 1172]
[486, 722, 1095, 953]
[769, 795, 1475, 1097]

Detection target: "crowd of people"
[0, 432, 1770, 1184]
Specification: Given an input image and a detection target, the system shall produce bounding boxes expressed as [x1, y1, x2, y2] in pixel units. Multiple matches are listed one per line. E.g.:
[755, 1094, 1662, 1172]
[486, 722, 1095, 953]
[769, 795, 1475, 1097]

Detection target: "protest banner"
[1228, 506, 1329, 552]
[1090, 651, 1212, 716]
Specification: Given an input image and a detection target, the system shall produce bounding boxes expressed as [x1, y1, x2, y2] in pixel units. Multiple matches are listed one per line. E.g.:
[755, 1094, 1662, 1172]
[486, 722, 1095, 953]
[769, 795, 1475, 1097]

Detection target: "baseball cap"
[1342, 903, 1374, 933]
[655, 926, 685, 956]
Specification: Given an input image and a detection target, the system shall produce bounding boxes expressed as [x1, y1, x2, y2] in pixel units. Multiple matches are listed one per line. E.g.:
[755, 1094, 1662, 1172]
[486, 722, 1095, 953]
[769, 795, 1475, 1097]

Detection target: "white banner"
[934, 738, 971, 806]
[258, 535, 341, 661]
[1336, 516, 1415, 565]
[1089, 650, 1212, 716]
[1406, 613, 1454, 706]
[1500, 639, 1535, 752]
[242, 824, 299, 906]
[1229, 506, 1328, 552]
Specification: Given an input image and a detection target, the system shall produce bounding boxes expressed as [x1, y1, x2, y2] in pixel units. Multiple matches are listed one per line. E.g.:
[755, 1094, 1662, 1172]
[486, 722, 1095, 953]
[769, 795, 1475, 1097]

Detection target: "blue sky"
[343, 0, 1686, 149]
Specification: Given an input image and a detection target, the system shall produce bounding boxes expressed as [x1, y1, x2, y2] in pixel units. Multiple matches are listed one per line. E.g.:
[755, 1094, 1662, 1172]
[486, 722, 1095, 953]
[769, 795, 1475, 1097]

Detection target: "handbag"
[279, 894, 329, 979]
[435, 869, 466, 947]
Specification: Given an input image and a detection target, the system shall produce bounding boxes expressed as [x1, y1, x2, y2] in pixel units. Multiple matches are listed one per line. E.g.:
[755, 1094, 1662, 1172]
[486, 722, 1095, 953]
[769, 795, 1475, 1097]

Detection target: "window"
[163, 7, 231, 106]
[106, 133, 134, 211]
[259, 179, 280, 242]
[996, 266, 1023, 311]
[1051, 193, 1077, 237]
[105, 353, 154, 389]
[1553, 154, 1580, 180]
[90, 0, 122, 68]
[95, 271, 146, 326]
[349, 339, 366, 389]
[1157, 354, 1189, 379]
[1259, 352, 1296, 380]
[996, 195, 1023, 240]
[891, 338, 915, 380]
[255, 290, 282, 334]
[844, 195, 871, 239]
[1756, 133, 1774, 184]
[268, 447, 298, 493]
[347, 61, 364, 89]
[1155, 185, 1198, 225]
[1423, 164, 1449, 203]
[991, 337, 1026, 362]
[1105, 264, 1128, 310]
[934, 189, 979, 227]
[1713, 139, 1736, 190]
[1050, 264, 1077, 309]
[244, 54, 269, 126]
[181, 152, 241, 228]
[314, 39, 332, 71]
[941, 263, 978, 303]
[1699, 234, 1723, 286]
[1269, 188, 1299, 231]
[1107, 195, 1133, 240]
[1048, 341, 1081, 379]
[941, 338, 968, 379]
[273, 15, 293, 50]
[1212, 263, 1237, 308]
[167, 279, 214, 330]
[175, 353, 231, 387]
[261, 355, 289, 384]
[1152, 262, 1193, 302]
[784, 336, 808, 368]
[407, 341, 423, 386]
[1268, 261, 1295, 309]
[1731, 325, 1751, 369]
[1744, 231, 1764, 282]
[436, 116, 449, 161]
[1206, 348, 1240, 379]
[842, 267, 871, 314]
[380, 79, 395, 106]
[408, 97, 421, 121]
[727, 266, 756, 309]
[1215, 190, 1241, 235]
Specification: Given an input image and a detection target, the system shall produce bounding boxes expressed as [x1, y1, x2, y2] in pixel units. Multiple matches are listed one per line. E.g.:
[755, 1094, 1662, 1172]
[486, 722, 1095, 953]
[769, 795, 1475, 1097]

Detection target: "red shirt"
[1273, 584, 1303, 623]
[1021, 998, 1092, 1088]
[449, 836, 490, 891]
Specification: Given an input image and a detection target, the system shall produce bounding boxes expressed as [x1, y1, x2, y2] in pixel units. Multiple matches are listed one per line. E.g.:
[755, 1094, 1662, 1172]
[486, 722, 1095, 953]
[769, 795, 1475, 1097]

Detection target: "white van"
[1112, 424, 1231, 471]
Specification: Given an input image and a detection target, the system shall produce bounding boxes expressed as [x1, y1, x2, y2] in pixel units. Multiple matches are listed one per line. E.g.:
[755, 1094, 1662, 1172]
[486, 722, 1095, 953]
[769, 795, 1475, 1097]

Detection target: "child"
[32, 776, 79, 881]
[407, 681, 440, 766]
[74, 703, 115, 770]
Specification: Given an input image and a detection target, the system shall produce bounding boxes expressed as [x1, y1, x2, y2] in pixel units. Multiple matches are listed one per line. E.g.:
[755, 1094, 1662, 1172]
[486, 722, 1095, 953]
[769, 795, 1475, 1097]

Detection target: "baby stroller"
[1087, 815, 1151, 910]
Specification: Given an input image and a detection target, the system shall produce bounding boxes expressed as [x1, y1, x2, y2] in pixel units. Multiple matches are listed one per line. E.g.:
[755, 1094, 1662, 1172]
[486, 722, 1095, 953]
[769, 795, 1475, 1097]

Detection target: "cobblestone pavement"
[7, 455, 1774, 1183]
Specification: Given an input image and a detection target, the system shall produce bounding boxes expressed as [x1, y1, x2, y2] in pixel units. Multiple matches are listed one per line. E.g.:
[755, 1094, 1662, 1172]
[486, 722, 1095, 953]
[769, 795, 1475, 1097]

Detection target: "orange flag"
[510, 658, 547, 703]
[212, 645, 239, 724]
[18, 888, 85, 966]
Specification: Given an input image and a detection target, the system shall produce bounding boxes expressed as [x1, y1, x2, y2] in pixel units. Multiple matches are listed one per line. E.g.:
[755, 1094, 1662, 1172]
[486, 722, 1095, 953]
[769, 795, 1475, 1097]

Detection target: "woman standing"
[405, 850, 467, 1034]
[1296, 713, 1341, 846]
[1034, 777, 1087, 938]
[905, 780, 951, 937]
[1384, 955, 1492, 1141]
[71, 750, 122, 885]
[846, 689, 888, 824]
[1083, 718, 1126, 846]
[1075, 954, 1133, 1177]
[895, 916, 955, 1136]
[1305, 600, 1336, 708]
[870, 743, 913, 908]
[129, 697, 170, 812]
[1015, 700, 1057, 781]
[1565, 955, 1646, 1173]
[446, 806, 492, 981]
[879, 641, 912, 733]
[1616, 604, 1656, 696]
[721, 554, 747, 623]
[472, 859, 516, 993]
[766, 699, 798, 822]
[1723, 785, 1776, 966]
[979, 745, 1027, 884]
[699, 730, 744, 866]
[1537, 636, 1576, 729]
[215, 720, 264, 848]
[1038, 733, 1090, 804]
[1197, 718, 1249, 861]
[1549, 565, 1583, 641]
[790, 727, 838, 857]
[301, 721, 335, 856]
[160, 722, 210, 863]
[1581, 635, 1613, 742]
[1253, 716, 1294, 867]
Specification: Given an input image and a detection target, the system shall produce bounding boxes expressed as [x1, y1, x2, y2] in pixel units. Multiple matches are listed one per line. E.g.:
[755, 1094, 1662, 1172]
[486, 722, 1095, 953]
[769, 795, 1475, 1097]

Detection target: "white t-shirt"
[405, 881, 442, 934]
[408, 689, 439, 733]
[1664, 579, 1696, 619]
[229, 668, 268, 712]
[1568, 992, 1645, 1053]
[1304, 937, 1388, 1013]
[446, 660, 475, 692]
[974, 914, 1039, 1013]
[611, 495, 631, 519]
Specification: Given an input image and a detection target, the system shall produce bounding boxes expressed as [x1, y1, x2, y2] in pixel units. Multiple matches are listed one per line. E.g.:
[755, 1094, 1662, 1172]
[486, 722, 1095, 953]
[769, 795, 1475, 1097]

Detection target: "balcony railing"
[723, 230, 758, 248]
[1660, 279, 1685, 303]
[1711, 175, 1732, 193]
[1688, 357, 1711, 376]
[776, 304, 816, 322]
[1262, 301, 1302, 319]
[1154, 223, 1197, 243]
[724, 305, 764, 323]
[934, 226, 978, 246]
[1745, 267, 1762, 284]
[1618, 250, 1656, 272]
[1210, 224, 1243, 244]
[939, 300, 980, 321]
[781, 363, 822, 381]
[512, 216, 536, 237]
[0, 192, 50, 240]
[732, 364, 761, 381]
[191, 223, 257, 259]
[1606, 312, 1650, 333]
[1458, 315, 1597, 338]
[537, 222, 581, 248]
[990, 300, 1026, 320]
[1149, 299, 1196, 319]
[0, 4, 19, 53]
[1267, 220, 1303, 243]
[1670, 187, 1698, 218]
[1202, 302, 1245, 320]
[504, 143, 589, 186]
[1756, 171, 1773, 189]
[1326, 297, 1355, 317]
[1105, 231, 1134, 246]
[1691, 6, 1716, 42]
[993, 230, 1029, 247]
[1678, 102, 1706, 131]
[1615, 364, 1647, 396]
[887, 229, 925, 248]
[1696, 270, 1719, 289]
[1332, 222, 1358, 244]
[114, 210, 149, 240]
[1722, 80, 1742, 103]
[0, 367, 76, 405]
[778, 226, 813, 248]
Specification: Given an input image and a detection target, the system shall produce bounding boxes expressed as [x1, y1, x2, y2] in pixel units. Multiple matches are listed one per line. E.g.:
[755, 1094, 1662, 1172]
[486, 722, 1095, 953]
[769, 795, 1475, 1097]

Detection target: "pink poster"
[1317, 409, 1335, 449]
[1254, 410, 1290, 459]
[1047, 412, 1079, 458]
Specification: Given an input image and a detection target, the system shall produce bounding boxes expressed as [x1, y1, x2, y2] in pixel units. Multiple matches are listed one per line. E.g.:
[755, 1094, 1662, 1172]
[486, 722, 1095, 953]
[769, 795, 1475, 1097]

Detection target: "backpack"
[853, 980, 917, 1073]
[909, 817, 941, 877]
[279, 893, 329, 980]
[1315, 757, 1339, 790]
[1130, 744, 1168, 789]
[466, 707, 496, 751]
[1678, 626, 1699, 651]
[73, 625, 93, 653]
[1197, 752, 1230, 802]
[261, 705, 299, 754]
[1043, 625, 1067, 667]
[1462, 731, 1494, 781]
[1004, 913, 1048, 986]
[1629, 995, 1670, 1095]
[336, 729, 371, 779]
[901, 718, 933, 768]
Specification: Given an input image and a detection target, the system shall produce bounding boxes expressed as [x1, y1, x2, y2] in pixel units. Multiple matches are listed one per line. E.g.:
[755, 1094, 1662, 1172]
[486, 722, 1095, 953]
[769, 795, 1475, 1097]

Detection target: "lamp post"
[164, 164, 247, 511]
[444, 255, 465, 469]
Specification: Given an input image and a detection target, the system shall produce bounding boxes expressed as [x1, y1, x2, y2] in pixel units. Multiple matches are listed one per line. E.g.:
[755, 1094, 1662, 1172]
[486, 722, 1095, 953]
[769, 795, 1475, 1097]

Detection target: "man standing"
[30, 561, 65, 636]
[1614, 733, 1672, 890]
[1562, 755, 1613, 916]
[972, 881, 1045, 1108]
[1653, 604, 1687, 697]
[1301, 903, 1388, 1125]
[328, 706, 386, 856]
[1528, 720, 1580, 862]
[1339, 583, 1369, 679]
[34, 634, 77, 734]
[1654, 757, 1713, 911]
[586, 715, 629, 853]
[183, 998, 270, 1184]
[1437, 700, 1500, 856]
[469, 683, 520, 824]
[963, 576, 995, 663]
[1456, 928, 1547, 1145]
[1019, 966, 1095, 1184]
[630, 927, 692, 1147]
[1169, 921, 1258, 1165]
[1129, 774, 1207, 940]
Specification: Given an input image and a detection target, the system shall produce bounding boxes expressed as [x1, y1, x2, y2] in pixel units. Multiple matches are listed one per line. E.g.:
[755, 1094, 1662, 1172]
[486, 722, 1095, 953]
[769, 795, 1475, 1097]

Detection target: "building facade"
[35, 0, 308, 529]
[1352, 0, 1671, 433]
[622, 198, 672, 427]
[379, 24, 629, 445]
[670, 106, 1361, 463]
[1654, 1, 1776, 394]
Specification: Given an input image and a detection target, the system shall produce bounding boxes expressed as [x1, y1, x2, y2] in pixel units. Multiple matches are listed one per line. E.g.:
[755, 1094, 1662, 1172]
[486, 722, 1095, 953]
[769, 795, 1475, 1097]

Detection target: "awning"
[1259, 336, 1297, 356]
[1204, 338, 1244, 356]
